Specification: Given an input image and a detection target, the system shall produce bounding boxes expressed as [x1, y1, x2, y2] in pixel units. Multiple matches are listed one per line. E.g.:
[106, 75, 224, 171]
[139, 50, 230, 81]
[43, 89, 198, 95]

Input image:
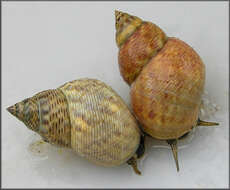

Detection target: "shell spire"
[7, 103, 24, 121]
[7, 98, 40, 132]
[115, 10, 143, 48]
[116, 10, 168, 85]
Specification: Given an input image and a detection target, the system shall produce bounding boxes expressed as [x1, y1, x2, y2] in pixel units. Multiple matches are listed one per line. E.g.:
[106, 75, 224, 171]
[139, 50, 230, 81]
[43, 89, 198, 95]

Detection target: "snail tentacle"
[127, 155, 141, 175]
[167, 139, 179, 172]
[197, 118, 219, 126]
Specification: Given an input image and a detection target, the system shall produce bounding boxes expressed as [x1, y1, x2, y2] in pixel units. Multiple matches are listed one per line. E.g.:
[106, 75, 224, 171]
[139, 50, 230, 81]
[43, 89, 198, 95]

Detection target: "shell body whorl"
[59, 79, 140, 166]
[131, 38, 205, 139]
[8, 79, 140, 167]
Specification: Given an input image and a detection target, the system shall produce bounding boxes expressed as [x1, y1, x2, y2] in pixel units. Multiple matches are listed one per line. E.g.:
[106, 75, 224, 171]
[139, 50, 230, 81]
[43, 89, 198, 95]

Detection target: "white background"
[2, 2, 229, 188]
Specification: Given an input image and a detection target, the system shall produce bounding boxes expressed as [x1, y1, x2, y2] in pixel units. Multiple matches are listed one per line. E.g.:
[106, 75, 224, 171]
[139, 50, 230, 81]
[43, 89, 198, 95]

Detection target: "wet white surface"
[2, 2, 229, 188]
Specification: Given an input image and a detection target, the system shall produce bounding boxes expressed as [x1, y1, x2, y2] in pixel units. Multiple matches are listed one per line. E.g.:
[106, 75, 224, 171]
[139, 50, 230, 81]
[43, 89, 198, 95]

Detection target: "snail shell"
[7, 78, 141, 167]
[115, 11, 218, 171]
[115, 11, 206, 140]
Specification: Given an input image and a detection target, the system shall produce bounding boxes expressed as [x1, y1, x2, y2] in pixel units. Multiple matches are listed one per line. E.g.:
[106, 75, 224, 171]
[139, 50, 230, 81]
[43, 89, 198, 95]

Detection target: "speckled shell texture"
[116, 11, 205, 140]
[58, 79, 140, 166]
[33, 89, 71, 147]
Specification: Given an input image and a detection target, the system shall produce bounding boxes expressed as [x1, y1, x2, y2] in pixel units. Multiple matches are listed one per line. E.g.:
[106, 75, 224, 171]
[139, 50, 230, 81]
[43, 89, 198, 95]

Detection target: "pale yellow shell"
[7, 79, 141, 167]
[58, 79, 141, 166]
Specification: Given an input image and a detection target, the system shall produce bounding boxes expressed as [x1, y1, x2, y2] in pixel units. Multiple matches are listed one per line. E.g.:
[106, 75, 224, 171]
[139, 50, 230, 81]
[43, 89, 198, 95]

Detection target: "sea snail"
[115, 11, 219, 171]
[7, 78, 145, 175]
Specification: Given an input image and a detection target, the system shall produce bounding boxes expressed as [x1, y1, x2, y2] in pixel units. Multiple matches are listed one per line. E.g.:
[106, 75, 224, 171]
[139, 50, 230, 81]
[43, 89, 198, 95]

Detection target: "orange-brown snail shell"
[115, 10, 219, 171]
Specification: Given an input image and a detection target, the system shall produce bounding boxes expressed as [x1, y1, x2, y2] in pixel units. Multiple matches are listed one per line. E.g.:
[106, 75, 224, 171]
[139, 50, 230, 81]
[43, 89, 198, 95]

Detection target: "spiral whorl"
[115, 10, 142, 48]
[7, 98, 40, 132]
[115, 11, 168, 85]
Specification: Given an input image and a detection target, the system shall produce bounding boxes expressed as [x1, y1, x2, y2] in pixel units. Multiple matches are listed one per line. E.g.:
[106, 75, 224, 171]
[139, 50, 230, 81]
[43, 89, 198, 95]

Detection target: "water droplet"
[26, 133, 49, 161]
[199, 90, 220, 120]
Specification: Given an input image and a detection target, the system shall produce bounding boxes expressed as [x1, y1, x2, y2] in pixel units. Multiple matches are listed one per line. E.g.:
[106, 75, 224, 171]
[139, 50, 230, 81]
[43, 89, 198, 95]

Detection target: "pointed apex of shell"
[115, 10, 142, 32]
[115, 10, 120, 18]
[114, 10, 129, 22]
[115, 10, 143, 48]
[115, 10, 125, 31]
[7, 99, 40, 131]
[7, 105, 17, 117]
[7, 102, 25, 122]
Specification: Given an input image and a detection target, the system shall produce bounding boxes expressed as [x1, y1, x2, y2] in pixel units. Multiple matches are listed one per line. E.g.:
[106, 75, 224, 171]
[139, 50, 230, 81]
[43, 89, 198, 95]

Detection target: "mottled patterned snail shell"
[7, 78, 142, 171]
[115, 11, 218, 171]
